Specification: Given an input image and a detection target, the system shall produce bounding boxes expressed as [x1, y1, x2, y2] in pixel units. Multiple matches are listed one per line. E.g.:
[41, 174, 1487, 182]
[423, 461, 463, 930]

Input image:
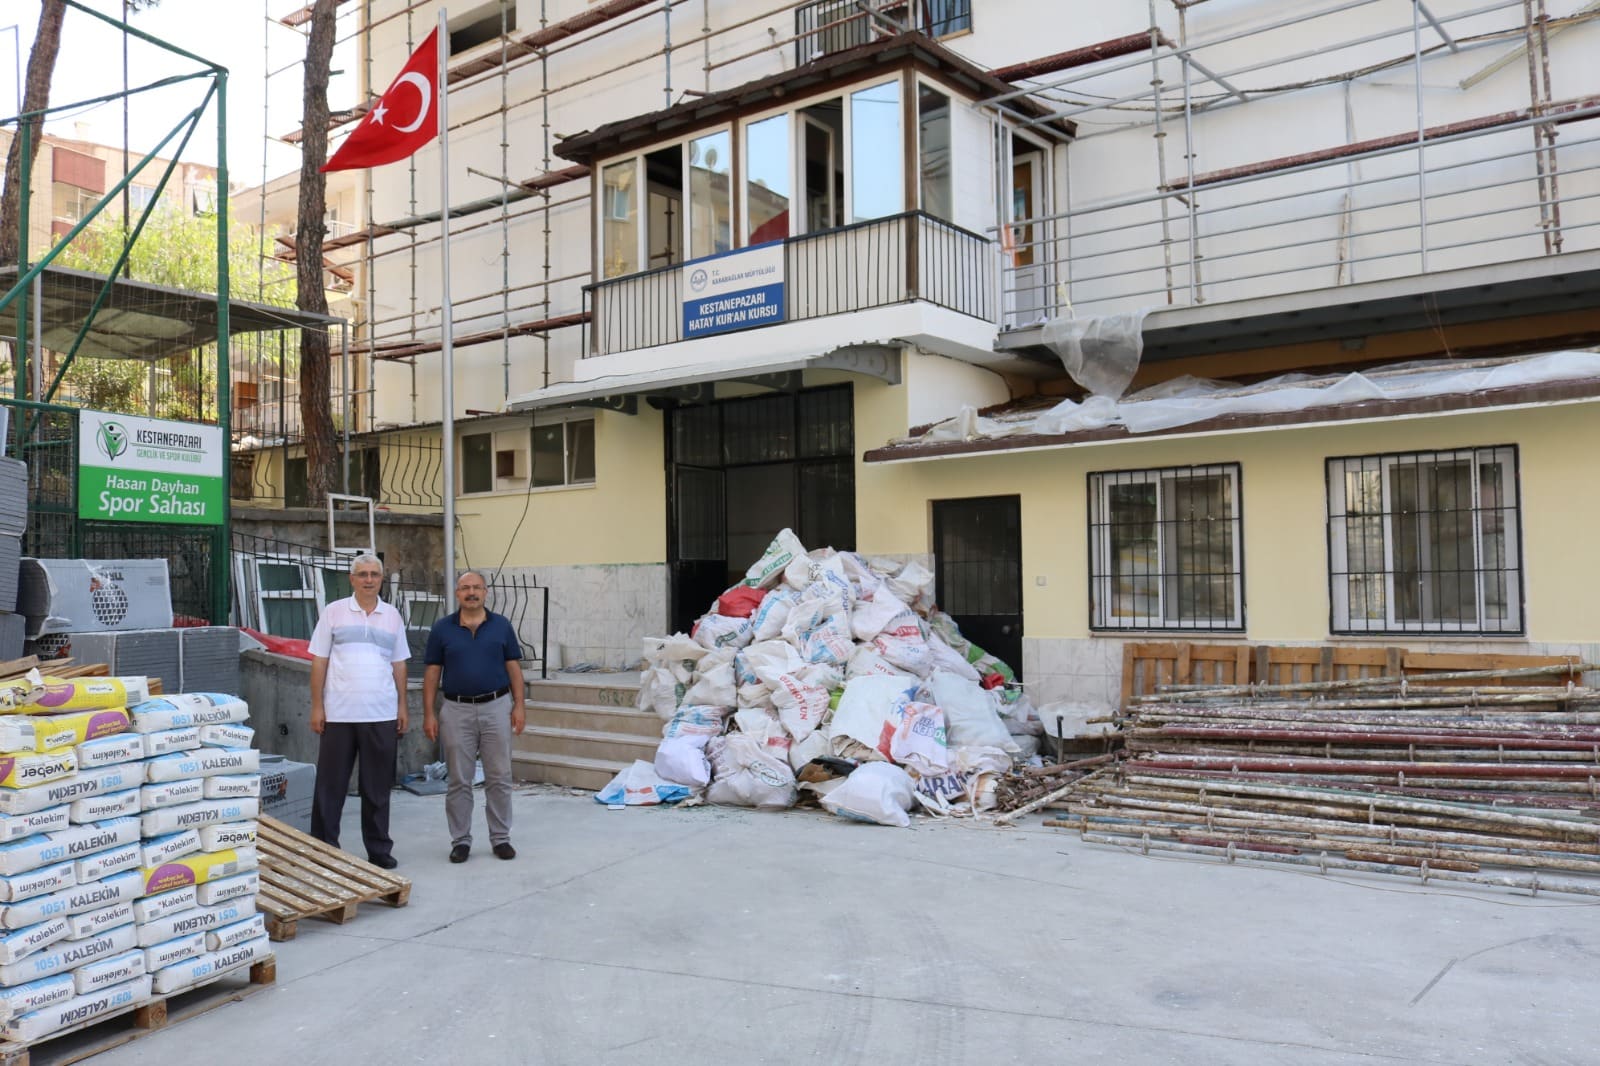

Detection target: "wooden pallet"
[1124, 642, 1586, 707]
[1120, 642, 1253, 708]
[254, 815, 411, 941]
[0, 958, 274, 1066]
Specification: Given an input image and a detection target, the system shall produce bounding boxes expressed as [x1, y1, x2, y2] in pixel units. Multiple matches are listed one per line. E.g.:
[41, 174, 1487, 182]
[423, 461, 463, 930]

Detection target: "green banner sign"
[77, 411, 226, 526]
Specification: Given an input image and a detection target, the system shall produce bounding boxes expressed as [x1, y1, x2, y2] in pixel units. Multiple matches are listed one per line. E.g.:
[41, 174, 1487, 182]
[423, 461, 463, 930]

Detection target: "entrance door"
[666, 385, 854, 634]
[725, 464, 796, 588]
[932, 495, 1023, 678]
[669, 463, 726, 633]
[1007, 148, 1048, 328]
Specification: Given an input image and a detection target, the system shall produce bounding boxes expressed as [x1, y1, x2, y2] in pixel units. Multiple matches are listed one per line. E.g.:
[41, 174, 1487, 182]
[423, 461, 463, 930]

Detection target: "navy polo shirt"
[424, 610, 524, 697]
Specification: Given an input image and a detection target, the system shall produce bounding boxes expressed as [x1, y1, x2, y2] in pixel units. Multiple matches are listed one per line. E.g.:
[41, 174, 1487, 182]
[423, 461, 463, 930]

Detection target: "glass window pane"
[688, 131, 732, 260]
[850, 82, 902, 221]
[1107, 482, 1157, 621]
[462, 433, 493, 494]
[264, 599, 315, 640]
[568, 420, 596, 483]
[918, 86, 952, 221]
[1480, 461, 1507, 620]
[320, 569, 352, 603]
[1427, 459, 1475, 624]
[257, 562, 306, 593]
[1162, 474, 1234, 623]
[1343, 468, 1385, 622]
[746, 114, 792, 244]
[531, 425, 565, 488]
[926, 0, 972, 36]
[601, 159, 639, 279]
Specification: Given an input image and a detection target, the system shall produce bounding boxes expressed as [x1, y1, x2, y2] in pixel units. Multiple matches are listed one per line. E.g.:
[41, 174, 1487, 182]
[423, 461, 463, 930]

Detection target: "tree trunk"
[0, 0, 67, 268]
[296, 0, 339, 508]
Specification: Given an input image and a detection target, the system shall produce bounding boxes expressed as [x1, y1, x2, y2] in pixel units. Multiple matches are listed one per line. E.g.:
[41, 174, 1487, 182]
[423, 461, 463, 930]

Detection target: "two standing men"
[309, 560, 525, 867]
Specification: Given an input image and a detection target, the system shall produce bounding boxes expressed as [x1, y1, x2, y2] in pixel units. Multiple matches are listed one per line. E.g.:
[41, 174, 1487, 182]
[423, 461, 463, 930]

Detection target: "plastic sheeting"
[1042, 309, 1148, 399]
[911, 350, 1600, 445]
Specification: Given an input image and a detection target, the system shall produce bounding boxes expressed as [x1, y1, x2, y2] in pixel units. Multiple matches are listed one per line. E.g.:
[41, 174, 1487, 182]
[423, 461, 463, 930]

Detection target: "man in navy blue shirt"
[423, 570, 525, 863]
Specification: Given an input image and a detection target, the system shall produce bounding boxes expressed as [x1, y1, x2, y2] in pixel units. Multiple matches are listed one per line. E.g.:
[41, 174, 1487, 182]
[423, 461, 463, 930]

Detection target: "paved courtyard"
[81, 787, 1598, 1065]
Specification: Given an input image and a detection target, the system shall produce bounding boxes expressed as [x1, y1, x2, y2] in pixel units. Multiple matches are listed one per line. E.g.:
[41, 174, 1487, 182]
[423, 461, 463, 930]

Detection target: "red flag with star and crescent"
[323, 28, 440, 172]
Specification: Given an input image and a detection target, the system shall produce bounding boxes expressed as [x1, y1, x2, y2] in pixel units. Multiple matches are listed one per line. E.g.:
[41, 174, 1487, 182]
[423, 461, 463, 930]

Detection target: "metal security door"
[932, 495, 1023, 678]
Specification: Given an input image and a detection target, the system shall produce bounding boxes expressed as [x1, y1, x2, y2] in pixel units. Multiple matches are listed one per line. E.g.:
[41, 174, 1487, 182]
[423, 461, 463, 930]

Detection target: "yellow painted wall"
[858, 401, 1600, 644]
[454, 407, 666, 568]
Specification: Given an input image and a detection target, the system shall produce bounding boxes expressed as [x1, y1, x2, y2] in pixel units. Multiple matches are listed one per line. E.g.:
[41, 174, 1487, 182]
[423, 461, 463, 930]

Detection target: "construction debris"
[615, 529, 1041, 822]
[1053, 663, 1600, 897]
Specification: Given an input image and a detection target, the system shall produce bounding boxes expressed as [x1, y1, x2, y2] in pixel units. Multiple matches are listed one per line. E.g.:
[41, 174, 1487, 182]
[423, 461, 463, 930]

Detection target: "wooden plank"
[1119, 644, 1136, 711]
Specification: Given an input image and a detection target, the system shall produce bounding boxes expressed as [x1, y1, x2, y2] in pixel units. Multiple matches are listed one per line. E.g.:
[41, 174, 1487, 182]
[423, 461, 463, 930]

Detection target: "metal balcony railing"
[794, 0, 972, 65]
[586, 210, 993, 357]
[1001, 107, 1600, 330]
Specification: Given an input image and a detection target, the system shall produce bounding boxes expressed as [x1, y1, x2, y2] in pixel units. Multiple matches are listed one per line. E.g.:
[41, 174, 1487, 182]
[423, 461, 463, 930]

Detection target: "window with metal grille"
[1326, 446, 1522, 634]
[1089, 463, 1244, 630]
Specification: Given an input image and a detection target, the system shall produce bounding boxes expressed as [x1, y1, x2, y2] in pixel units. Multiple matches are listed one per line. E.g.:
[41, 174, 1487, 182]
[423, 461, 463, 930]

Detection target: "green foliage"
[56, 207, 296, 308]
[27, 207, 300, 423]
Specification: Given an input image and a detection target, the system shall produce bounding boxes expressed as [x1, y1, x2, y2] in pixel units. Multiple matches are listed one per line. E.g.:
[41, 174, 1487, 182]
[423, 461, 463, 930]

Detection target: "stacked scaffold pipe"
[1047, 662, 1600, 898]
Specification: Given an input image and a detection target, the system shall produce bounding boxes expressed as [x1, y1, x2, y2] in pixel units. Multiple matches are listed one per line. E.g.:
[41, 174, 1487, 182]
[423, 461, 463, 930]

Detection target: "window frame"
[1088, 462, 1246, 632]
[531, 417, 597, 489]
[1326, 445, 1524, 636]
[915, 74, 953, 222]
[593, 69, 943, 277]
[458, 417, 597, 498]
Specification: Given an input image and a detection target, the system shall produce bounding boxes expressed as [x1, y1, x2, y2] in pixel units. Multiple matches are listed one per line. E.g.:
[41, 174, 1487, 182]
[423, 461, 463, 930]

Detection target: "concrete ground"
[84, 787, 1597, 1066]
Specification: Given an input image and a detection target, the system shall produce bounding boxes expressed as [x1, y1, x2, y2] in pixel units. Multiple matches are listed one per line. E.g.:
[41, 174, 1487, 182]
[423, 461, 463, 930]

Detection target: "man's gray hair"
[455, 569, 488, 588]
[348, 552, 384, 575]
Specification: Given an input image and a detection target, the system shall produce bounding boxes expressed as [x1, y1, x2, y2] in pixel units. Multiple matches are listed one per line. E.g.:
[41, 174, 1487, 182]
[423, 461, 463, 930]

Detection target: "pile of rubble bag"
[0, 671, 267, 1044]
[600, 529, 1044, 826]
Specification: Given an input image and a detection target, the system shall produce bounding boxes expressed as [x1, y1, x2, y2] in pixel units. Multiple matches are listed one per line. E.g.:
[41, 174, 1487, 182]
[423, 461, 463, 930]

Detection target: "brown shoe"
[449, 845, 469, 863]
[492, 842, 516, 860]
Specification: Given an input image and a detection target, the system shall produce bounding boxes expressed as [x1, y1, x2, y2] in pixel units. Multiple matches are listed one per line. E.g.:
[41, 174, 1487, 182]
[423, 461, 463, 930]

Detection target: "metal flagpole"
[438, 8, 456, 595]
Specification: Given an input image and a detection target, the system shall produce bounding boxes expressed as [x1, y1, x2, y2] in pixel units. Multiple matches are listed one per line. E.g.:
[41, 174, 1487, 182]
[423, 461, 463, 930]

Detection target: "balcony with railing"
[795, 0, 972, 65]
[586, 210, 993, 358]
[1002, 106, 1600, 334]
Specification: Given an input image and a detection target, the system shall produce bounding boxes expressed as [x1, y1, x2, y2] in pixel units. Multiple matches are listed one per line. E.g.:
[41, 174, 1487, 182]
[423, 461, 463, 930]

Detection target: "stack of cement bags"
[610, 529, 1038, 826]
[0, 675, 267, 1042]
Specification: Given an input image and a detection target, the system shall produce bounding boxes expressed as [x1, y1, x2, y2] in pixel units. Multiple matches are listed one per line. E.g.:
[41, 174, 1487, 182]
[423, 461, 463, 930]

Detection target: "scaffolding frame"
[250, 0, 1600, 414]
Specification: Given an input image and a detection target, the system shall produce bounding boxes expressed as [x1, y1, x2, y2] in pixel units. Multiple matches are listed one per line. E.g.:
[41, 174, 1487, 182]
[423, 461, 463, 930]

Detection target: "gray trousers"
[439, 693, 514, 847]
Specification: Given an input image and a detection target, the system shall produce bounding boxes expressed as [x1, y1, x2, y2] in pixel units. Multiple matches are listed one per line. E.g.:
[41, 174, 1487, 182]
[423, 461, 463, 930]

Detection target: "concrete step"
[515, 725, 658, 765]
[511, 751, 627, 791]
[525, 675, 641, 709]
[525, 701, 662, 737]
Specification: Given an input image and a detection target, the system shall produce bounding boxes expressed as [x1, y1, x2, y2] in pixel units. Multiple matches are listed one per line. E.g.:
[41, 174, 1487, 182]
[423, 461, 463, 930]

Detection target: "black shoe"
[368, 854, 398, 870]
[493, 842, 516, 860]
[449, 844, 470, 864]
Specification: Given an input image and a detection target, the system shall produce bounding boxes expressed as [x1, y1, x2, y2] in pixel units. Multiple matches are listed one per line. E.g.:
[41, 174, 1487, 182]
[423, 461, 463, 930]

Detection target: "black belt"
[444, 686, 511, 704]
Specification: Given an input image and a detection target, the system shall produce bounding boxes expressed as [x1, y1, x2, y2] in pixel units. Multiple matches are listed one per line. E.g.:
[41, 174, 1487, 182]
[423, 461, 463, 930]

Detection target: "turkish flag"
[323, 28, 440, 172]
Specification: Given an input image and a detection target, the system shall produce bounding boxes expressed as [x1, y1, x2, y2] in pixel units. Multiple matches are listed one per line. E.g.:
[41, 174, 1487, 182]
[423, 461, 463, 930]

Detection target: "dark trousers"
[311, 720, 398, 861]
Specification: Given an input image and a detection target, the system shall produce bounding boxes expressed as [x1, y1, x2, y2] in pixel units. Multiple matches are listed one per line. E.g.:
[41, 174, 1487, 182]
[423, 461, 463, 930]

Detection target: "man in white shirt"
[309, 553, 410, 869]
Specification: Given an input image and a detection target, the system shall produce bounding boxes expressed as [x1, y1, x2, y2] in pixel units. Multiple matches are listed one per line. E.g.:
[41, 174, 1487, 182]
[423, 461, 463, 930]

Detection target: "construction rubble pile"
[0, 672, 266, 1044]
[605, 530, 1043, 825]
[1055, 663, 1600, 897]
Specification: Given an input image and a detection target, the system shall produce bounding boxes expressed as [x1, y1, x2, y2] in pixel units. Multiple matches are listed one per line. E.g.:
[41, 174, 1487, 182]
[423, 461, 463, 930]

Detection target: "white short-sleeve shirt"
[308, 596, 411, 723]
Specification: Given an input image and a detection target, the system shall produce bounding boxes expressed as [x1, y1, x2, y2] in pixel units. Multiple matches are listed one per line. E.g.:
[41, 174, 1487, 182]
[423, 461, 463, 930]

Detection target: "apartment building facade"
[339, 0, 1600, 703]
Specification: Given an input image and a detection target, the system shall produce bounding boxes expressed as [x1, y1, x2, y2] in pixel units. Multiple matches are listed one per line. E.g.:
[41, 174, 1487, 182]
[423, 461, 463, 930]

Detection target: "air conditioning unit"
[17, 558, 175, 639]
